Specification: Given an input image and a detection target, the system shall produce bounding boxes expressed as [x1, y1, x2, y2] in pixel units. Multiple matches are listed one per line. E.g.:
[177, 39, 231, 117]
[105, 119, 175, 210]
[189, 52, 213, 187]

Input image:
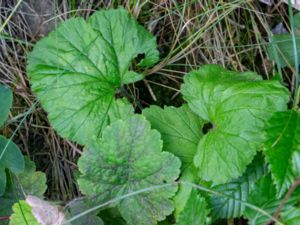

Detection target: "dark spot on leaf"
[202, 122, 213, 134]
[134, 53, 145, 64]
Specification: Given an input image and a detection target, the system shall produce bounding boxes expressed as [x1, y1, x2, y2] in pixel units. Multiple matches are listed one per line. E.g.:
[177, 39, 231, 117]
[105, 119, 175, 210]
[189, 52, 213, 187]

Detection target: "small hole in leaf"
[202, 122, 213, 134]
[134, 53, 145, 64]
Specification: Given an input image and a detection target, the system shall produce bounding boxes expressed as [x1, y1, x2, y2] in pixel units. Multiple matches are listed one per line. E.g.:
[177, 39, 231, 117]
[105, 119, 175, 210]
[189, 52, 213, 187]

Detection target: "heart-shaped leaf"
[27, 8, 159, 145]
[181, 65, 289, 184]
[77, 115, 181, 225]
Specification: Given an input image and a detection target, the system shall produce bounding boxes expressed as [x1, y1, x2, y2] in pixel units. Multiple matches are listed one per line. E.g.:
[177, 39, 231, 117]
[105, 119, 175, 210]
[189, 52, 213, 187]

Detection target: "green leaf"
[280, 207, 300, 225]
[0, 136, 24, 195]
[175, 190, 208, 225]
[78, 115, 181, 225]
[0, 158, 46, 221]
[173, 165, 198, 216]
[0, 174, 17, 221]
[266, 12, 300, 69]
[209, 154, 267, 219]
[143, 104, 204, 166]
[263, 110, 300, 197]
[9, 200, 40, 225]
[243, 176, 299, 225]
[267, 35, 300, 68]
[65, 198, 104, 225]
[0, 85, 12, 127]
[143, 105, 204, 215]
[27, 8, 159, 145]
[181, 64, 289, 184]
[15, 157, 47, 198]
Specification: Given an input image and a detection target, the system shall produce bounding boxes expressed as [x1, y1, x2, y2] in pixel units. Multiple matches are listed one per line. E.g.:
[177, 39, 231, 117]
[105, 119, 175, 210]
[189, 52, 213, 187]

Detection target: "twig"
[268, 176, 300, 224]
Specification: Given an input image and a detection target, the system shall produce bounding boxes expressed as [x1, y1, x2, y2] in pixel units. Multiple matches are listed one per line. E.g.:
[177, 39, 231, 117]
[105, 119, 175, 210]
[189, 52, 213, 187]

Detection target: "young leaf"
[263, 110, 300, 197]
[9, 200, 40, 225]
[0, 136, 24, 195]
[77, 115, 181, 225]
[15, 157, 47, 198]
[143, 104, 204, 166]
[27, 8, 159, 145]
[0, 85, 12, 127]
[243, 176, 299, 225]
[181, 64, 289, 184]
[209, 154, 267, 219]
[175, 190, 208, 225]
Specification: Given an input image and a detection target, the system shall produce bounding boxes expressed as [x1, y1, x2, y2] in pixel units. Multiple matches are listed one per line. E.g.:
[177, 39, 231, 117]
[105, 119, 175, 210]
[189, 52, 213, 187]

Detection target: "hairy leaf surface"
[175, 190, 208, 225]
[263, 110, 300, 197]
[181, 65, 289, 184]
[27, 8, 159, 145]
[0, 85, 12, 127]
[78, 115, 181, 225]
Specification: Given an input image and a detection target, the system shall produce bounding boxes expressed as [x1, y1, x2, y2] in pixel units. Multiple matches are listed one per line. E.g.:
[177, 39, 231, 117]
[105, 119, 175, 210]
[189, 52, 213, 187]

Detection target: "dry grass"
[0, 0, 293, 202]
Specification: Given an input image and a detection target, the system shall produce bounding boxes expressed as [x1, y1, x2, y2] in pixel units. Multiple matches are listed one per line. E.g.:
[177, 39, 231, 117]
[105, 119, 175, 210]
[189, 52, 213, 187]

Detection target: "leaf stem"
[270, 176, 300, 224]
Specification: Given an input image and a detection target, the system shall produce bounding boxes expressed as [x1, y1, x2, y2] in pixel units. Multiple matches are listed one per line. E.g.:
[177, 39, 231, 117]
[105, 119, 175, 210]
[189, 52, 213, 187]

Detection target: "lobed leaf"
[9, 200, 40, 225]
[77, 115, 181, 225]
[181, 64, 289, 184]
[27, 8, 159, 145]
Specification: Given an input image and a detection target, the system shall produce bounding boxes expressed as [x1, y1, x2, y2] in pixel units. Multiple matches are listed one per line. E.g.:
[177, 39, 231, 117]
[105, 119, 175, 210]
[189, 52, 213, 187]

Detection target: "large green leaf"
[175, 189, 208, 225]
[0, 85, 12, 127]
[209, 154, 267, 219]
[143, 104, 204, 166]
[0, 136, 24, 195]
[181, 64, 289, 184]
[243, 176, 300, 225]
[9, 200, 40, 225]
[263, 110, 300, 197]
[27, 8, 159, 145]
[77, 115, 181, 225]
[143, 105, 204, 215]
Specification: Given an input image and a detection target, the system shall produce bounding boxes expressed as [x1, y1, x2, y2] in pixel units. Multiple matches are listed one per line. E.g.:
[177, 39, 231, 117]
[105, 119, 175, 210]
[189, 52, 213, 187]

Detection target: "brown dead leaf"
[26, 196, 65, 225]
